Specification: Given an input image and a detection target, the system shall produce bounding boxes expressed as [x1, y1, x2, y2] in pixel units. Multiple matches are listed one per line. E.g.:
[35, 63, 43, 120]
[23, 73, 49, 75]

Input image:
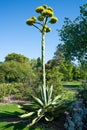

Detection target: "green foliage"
[18, 85, 75, 126]
[59, 62, 74, 81]
[56, 4, 87, 63]
[77, 81, 87, 102]
[5, 53, 29, 63]
[46, 66, 63, 95]
[0, 83, 18, 100]
[13, 83, 35, 100]
[0, 56, 34, 83]
[0, 83, 7, 100]
[80, 61, 87, 80]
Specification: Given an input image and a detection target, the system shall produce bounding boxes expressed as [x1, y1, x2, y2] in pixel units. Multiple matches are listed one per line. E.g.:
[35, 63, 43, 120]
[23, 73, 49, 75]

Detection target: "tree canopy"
[55, 4, 87, 63]
[5, 53, 29, 63]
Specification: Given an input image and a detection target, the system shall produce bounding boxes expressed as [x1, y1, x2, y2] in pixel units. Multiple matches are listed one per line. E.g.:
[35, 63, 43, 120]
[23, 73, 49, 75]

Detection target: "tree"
[56, 4, 87, 63]
[0, 61, 32, 83]
[46, 66, 63, 95]
[5, 53, 29, 63]
[59, 61, 74, 81]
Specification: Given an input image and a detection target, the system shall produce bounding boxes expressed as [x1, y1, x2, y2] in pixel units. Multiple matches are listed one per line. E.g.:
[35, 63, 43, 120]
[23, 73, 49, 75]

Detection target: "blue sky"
[0, 0, 87, 62]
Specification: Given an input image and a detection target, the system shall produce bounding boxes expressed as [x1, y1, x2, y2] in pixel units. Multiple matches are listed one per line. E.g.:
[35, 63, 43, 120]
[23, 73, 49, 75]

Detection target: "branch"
[44, 16, 48, 25]
[33, 24, 41, 31]
[35, 22, 43, 26]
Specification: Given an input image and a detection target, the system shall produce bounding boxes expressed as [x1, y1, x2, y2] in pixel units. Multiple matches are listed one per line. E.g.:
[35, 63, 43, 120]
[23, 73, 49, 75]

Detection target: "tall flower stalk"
[26, 5, 58, 92]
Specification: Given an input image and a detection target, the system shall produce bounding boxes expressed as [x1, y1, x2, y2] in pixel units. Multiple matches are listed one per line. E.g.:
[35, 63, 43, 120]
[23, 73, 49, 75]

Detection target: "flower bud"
[26, 16, 36, 25]
[37, 16, 44, 21]
[44, 26, 51, 33]
[49, 16, 58, 24]
[42, 9, 53, 17]
[36, 6, 44, 13]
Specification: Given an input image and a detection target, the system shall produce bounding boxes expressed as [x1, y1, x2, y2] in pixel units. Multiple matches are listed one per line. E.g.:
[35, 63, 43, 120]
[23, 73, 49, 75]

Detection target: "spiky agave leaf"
[37, 108, 44, 117]
[30, 94, 44, 107]
[18, 102, 39, 111]
[45, 115, 54, 121]
[52, 95, 62, 104]
[48, 85, 53, 103]
[29, 113, 44, 126]
[20, 112, 35, 118]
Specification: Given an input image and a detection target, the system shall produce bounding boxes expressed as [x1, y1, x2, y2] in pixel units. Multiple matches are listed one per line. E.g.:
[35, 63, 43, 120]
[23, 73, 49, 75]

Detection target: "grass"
[0, 122, 51, 130]
[0, 104, 54, 130]
[0, 122, 54, 130]
[62, 81, 82, 87]
[0, 104, 25, 117]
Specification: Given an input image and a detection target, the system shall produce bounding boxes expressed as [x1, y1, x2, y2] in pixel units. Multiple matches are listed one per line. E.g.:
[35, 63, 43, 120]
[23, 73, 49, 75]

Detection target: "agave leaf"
[31, 94, 44, 107]
[52, 95, 62, 102]
[20, 112, 35, 118]
[18, 103, 39, 111]
[48, 85, 53, 103]
[45, 86, 49, 104]
[29, 114, 44, 126]
[45, 115, 54, 121]
[37, 108, 44, 116]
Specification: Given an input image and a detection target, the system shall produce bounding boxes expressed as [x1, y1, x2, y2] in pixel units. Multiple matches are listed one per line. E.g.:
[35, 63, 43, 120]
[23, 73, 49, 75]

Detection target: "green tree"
[59, 61, 74, 81]
[0, 61, 28, 83]
[0, 53, 34, 83]
[46, 66, 63, 95]
[5, 53, 29, 63]
[56, 4, 87, 63]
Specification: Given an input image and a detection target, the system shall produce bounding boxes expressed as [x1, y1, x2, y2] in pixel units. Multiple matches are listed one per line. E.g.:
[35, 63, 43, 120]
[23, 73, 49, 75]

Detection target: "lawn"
[0, 122, 50, 130]
[0, 104, 54, 130]
[62, 81, 82, 87]
[0, 104, 25, 117]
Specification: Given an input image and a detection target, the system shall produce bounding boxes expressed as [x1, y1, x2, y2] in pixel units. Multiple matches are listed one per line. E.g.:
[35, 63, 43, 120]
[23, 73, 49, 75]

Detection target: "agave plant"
[18, 5, 75, 126]
[18, 86, 75, 126]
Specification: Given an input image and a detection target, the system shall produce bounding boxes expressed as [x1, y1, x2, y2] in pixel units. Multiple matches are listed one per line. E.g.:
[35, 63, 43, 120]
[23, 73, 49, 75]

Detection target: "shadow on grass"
[0, 122, 37, 130]
[0, 111, 24, 118]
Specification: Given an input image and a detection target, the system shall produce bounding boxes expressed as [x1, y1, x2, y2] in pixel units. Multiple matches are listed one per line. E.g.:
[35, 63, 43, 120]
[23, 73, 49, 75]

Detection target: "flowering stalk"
[26, 5, 58, 99]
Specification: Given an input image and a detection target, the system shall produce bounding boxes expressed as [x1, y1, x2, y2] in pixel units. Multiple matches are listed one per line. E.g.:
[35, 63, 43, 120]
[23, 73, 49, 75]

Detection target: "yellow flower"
[36, 6, 45, 13]
[44, 26, 51, 33]
[49, 16, 58, 24]
[42, 9, 54, 17]
[37, 16, 44, 21]
[45, 27, 51, 33]
[26, 16, 36, 25]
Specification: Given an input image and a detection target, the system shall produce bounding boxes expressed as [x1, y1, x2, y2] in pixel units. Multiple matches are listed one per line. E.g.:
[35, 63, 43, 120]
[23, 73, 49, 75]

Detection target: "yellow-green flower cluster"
[26, 16, 36, 25]
[37, 16, 44, 21]
[36, 5, 54, 17]
[43, 26, 51, 33]
[45, 26, 51, 32]
[42, 9, 53, 17]
[49, 16, 58, 24]
[36, 6, 44, 13]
